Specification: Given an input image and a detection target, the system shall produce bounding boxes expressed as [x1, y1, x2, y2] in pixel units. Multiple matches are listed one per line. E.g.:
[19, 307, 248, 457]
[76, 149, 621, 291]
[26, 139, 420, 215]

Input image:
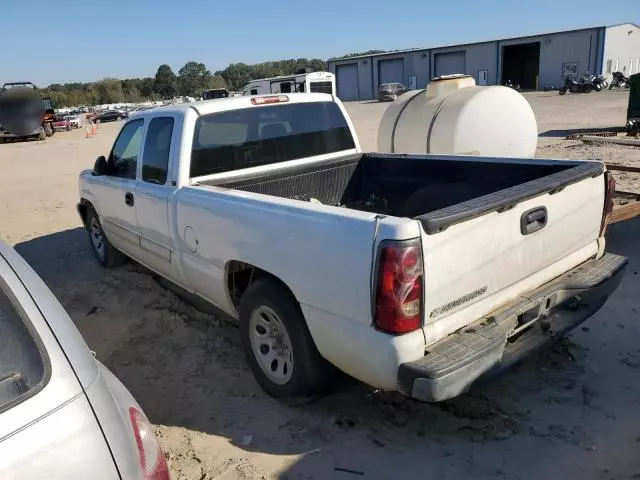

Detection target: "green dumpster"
[628, 73, 640, 134]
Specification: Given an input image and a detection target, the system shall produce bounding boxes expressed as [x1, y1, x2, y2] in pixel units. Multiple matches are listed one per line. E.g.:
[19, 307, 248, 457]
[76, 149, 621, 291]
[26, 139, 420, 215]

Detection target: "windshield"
[190, 101, 355, 178]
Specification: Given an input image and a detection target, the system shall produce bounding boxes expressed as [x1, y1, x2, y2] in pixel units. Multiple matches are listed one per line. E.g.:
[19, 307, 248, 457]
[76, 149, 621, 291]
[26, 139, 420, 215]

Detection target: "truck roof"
[131, 93, 336, 118]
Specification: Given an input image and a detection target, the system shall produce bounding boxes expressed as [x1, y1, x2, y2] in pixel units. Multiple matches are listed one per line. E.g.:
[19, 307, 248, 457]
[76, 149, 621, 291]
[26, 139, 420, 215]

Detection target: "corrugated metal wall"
[327, 26, 605, 99]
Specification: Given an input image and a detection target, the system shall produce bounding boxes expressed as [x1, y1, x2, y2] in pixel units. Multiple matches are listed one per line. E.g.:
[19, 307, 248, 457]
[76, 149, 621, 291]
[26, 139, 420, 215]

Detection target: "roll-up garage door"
[336, 63, 358, 101]
[434, 51, 466, 77]
[378, 58, 404, 86]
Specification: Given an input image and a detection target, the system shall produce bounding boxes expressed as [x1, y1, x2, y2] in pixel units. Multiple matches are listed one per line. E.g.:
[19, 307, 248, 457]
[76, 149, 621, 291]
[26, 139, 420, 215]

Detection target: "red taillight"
[600, 171, 616, 236]
[129, 407, 170, 480]
[250, 95, 289, 105]
[374, 239, 424, 334]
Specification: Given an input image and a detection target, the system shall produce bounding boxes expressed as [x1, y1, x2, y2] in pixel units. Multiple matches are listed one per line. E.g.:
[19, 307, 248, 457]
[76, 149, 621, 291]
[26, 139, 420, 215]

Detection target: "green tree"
[96, 78, 124, 104]
[217, 63, 253, 91]
[207, 75, 227, 89]
[217, 58, 328, 90]
[121, 79, 142, 102]
[154, 64, 177, 99]
[178, 61, 212, 97]
[39, 56, 334, 107]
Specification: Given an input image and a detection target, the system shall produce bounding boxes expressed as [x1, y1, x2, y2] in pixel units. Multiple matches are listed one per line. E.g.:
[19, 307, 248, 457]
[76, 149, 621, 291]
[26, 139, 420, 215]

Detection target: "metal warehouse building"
[328, 23, 640, 101]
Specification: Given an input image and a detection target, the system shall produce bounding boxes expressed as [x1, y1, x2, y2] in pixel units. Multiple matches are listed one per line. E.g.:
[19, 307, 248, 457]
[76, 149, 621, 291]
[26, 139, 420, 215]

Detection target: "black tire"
[583, 84, 593, 93]
[609, 83, 614, 90]
[85, 206, 127, 268]
[594, 84, 602, 92]
[239, 278, 332, 399]
[559, 87, 567, 95]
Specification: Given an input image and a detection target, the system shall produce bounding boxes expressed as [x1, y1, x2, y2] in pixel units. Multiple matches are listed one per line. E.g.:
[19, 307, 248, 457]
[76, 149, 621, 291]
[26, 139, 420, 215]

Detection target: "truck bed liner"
[204, 153, 603, 234]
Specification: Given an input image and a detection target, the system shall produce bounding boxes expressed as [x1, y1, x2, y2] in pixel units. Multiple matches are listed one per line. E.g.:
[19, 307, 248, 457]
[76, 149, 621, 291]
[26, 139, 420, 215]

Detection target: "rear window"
[309, 81, 333, 94]
[190, 101, 355, 178]
[0, 279, 47, 412]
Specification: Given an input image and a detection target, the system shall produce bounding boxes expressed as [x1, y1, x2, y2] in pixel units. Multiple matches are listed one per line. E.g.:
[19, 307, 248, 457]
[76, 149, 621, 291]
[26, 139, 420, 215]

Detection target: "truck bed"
[202, 153, 602, 233]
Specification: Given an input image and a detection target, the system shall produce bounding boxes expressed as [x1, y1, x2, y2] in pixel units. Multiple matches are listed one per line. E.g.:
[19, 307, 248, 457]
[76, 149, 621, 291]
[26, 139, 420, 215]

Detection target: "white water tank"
[378, 74, 538, 158]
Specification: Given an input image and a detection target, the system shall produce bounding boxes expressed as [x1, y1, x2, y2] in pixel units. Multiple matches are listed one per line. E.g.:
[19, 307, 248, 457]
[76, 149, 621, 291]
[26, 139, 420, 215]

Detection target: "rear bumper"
[398, 253, 628, 402]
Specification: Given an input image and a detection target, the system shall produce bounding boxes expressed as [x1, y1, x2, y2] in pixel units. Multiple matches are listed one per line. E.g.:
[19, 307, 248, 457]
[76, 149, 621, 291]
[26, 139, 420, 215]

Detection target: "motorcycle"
[609, 71, 630, 89]
[558, 76, 593, 95]
[588, 73, 608, 91]
[503, 79, 521, 91]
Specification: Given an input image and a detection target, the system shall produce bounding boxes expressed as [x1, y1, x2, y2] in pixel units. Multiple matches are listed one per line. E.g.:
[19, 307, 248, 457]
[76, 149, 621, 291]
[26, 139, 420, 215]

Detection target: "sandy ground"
[1, 91, 639, 480]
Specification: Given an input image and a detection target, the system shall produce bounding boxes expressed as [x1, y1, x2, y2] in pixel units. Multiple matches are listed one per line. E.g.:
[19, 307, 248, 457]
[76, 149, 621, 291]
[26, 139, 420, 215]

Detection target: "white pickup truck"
[77, 93, 627, 402]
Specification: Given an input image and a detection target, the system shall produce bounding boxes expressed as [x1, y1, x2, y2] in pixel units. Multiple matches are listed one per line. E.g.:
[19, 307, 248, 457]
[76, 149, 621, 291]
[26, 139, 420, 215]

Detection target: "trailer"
[242, 71, 335, 96]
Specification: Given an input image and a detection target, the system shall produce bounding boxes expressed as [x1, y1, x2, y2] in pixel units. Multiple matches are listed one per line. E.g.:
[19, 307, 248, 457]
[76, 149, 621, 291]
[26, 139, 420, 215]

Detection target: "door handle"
[125, 192, 134, 207]
[521, 207, 547, 235]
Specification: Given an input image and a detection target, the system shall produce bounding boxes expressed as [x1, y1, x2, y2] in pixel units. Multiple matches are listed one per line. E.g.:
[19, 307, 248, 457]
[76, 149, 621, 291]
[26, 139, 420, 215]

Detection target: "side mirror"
[93, 155, 108, 176]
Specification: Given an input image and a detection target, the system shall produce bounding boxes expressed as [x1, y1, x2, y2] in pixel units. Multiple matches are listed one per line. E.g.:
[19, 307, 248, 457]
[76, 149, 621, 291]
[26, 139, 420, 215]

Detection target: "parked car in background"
[95, 110, 128, 123]
[64, 115, 82, 129]
[377, 82, 408, 101]
[52, 116, 73, 132]
[0, 240, 170, 479]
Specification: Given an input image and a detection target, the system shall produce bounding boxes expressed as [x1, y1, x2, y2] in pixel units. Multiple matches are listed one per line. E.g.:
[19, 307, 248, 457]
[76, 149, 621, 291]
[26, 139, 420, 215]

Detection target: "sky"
[3, 1, 638, 86]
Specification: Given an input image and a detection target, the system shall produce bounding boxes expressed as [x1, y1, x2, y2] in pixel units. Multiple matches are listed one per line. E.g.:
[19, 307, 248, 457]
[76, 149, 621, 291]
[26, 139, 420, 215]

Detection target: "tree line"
[40, 58, 327, 107]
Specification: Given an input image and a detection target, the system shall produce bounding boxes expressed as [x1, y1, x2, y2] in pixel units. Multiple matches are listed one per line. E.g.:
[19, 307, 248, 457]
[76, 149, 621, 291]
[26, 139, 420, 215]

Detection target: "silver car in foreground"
[0, 240, 170, 479]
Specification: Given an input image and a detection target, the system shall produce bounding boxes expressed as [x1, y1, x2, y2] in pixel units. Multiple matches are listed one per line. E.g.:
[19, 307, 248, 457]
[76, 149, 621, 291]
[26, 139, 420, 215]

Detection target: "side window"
[250, 89, 258, 95]
[280, 82, 292, 93]
[141, 117, 174, 185]
[109, 119, 144, 179]
[0, 279, 46, 413]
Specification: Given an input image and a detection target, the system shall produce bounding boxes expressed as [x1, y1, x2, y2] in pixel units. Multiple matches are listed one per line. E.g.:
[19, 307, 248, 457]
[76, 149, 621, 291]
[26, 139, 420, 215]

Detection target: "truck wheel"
[239, 278, 331, 399]
[85, 206, 127, 268]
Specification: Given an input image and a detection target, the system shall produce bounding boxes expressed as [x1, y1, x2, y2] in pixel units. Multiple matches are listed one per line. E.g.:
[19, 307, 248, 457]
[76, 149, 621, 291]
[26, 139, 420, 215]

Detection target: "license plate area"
[507, 294, 559, 339]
